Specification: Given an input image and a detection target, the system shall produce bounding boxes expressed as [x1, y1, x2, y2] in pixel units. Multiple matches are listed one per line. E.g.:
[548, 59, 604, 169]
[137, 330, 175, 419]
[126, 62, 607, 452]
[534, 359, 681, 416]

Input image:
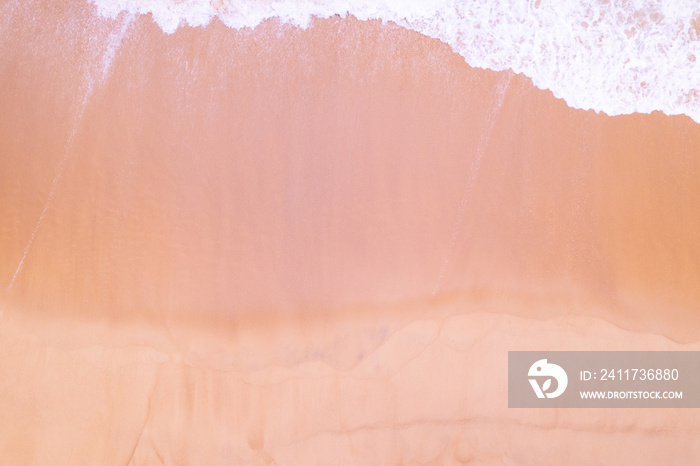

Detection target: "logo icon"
[528, 359, 568, 398]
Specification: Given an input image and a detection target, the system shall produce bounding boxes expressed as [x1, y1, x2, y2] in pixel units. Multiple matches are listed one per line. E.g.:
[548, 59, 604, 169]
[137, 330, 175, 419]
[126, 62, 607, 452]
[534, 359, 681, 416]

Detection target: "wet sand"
[1, 1, 700, 463]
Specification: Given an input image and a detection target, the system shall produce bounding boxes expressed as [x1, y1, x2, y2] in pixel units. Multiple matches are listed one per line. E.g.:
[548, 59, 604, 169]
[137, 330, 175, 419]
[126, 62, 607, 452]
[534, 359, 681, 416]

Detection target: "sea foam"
[88, 0, 700, 123]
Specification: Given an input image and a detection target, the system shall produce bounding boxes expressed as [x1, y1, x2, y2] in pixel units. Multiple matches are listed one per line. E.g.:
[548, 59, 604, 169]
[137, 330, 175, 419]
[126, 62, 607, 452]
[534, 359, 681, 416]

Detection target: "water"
[89, 0, 700, 123]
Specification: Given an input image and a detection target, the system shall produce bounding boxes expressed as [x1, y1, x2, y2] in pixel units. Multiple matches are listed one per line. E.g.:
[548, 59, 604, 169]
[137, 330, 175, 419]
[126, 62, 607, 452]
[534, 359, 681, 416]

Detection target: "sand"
[1, 1, 700, 463]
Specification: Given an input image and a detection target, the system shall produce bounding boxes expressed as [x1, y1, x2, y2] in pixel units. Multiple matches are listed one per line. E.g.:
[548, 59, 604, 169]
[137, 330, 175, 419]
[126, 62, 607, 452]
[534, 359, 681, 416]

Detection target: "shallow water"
[1, 0, 700, 463]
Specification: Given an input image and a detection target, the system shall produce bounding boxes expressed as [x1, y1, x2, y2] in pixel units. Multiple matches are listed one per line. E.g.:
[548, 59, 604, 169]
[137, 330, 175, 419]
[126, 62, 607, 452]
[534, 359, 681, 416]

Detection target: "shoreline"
[1, 2, 700, 462]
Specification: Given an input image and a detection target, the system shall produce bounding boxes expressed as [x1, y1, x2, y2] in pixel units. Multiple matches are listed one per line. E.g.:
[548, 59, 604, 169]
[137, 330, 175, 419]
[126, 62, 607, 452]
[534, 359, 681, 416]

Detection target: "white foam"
[88, 0, 700, 123]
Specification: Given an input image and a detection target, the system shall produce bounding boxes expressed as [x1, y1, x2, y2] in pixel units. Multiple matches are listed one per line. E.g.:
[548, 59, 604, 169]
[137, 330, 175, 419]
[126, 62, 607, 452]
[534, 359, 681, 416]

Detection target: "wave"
[89, 0, 700, 123]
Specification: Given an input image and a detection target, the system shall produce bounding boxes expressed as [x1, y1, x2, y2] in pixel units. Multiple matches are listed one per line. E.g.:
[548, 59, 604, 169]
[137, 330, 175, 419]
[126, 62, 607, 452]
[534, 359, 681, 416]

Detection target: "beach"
[1, 0, 700, 463]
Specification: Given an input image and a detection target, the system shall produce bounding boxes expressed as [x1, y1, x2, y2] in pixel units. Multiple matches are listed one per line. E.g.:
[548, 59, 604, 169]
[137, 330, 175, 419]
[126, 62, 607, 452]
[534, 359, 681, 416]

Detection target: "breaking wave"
[89, 0, 700, 123]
